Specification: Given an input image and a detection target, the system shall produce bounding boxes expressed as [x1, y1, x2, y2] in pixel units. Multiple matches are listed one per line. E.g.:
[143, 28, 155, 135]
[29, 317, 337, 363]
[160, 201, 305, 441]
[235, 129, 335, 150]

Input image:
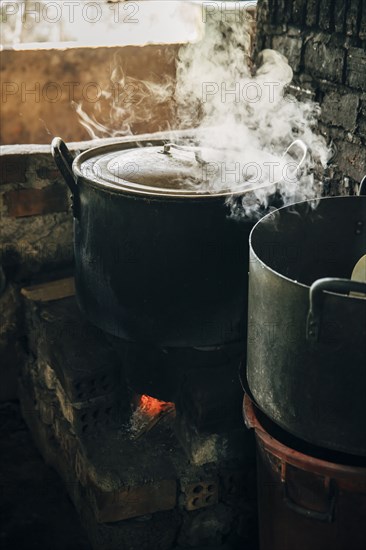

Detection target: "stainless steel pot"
[245, 190, 366, 456]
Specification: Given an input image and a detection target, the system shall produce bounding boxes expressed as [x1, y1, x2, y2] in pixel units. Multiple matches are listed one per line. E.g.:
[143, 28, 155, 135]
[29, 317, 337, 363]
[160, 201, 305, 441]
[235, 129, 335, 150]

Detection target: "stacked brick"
[256, 0, 366, 190]
[18, 294, 257, 550]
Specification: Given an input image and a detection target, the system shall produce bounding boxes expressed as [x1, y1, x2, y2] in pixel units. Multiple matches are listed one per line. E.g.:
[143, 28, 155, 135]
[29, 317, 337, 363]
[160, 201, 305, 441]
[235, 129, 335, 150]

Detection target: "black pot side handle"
[307, 277, 366, 342]
[359, 175, 366, 196]
[282, 139, 308, 173]
[281, 462, 337, 523]
[51, 137, 77, 196]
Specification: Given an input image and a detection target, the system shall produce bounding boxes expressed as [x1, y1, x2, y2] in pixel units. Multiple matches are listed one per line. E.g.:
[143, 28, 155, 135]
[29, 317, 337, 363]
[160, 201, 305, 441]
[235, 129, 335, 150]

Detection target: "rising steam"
[76, 4, 332, 216]
[75, 63, 176, 139]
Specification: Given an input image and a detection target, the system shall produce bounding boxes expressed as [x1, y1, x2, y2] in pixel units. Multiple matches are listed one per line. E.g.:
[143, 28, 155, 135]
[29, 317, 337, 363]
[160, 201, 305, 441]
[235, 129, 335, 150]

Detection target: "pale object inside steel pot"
[350, 254, 366, 296]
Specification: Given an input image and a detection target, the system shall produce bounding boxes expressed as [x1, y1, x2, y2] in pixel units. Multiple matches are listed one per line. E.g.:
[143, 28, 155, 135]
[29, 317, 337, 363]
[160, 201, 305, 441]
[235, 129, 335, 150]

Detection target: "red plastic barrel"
[243, 394, 366, 550]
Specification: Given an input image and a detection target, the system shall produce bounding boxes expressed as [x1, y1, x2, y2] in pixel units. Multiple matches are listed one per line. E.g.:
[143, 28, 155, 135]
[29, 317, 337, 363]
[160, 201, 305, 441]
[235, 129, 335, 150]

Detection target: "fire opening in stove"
[129, 394, 175, 440]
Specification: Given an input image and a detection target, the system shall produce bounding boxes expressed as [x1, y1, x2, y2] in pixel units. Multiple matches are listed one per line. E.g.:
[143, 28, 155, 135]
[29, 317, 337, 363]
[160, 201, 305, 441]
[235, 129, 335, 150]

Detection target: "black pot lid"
[74, 138, 292, 198]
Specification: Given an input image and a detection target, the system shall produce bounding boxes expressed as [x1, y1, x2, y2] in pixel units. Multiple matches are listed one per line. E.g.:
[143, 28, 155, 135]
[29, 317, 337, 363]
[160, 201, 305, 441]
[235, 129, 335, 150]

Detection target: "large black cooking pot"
[52, 136, 306, 349]
[245, 191, 366, 456]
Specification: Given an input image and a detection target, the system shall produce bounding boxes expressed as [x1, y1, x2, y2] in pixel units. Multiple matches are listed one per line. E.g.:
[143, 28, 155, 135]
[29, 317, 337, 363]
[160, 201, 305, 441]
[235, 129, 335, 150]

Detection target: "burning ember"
[138, 394, 174, 417]
[129, 394, 175, 440]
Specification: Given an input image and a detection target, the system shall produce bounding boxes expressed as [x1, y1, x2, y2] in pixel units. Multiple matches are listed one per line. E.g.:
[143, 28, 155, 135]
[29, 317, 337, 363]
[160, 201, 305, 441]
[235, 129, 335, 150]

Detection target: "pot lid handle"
[161, 143, 207, 166]
[282, 139, 308, 173]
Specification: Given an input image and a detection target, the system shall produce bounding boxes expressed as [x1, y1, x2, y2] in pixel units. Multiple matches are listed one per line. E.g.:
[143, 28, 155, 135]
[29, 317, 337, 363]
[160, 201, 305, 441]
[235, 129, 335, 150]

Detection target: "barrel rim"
[243, 394, 366, 488]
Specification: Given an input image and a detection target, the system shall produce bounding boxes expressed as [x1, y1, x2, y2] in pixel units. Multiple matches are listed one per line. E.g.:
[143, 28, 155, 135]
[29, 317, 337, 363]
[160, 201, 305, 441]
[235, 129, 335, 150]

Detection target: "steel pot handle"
[51, 137, 77, 195]
[282, 139, 308, 172]
[359, 175, 366, 196]
[281, 462, 337, 523]
[307, 277, 366, 342]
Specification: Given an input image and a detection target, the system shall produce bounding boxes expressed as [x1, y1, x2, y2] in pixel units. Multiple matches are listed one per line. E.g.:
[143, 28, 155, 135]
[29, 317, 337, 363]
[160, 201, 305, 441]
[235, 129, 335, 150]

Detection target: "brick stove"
[18, 282, 257, 550]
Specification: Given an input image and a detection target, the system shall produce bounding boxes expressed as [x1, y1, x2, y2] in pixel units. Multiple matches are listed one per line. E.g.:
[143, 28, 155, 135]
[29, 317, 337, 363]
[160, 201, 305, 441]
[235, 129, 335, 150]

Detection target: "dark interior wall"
[256, 0, 366, 189]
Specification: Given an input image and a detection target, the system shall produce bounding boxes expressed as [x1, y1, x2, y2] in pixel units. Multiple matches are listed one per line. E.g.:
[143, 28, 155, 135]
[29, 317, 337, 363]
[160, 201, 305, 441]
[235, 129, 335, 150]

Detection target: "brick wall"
[256, 0, 366, 190]
[0, 144, 74, 281]
[0, 141, 75, 400]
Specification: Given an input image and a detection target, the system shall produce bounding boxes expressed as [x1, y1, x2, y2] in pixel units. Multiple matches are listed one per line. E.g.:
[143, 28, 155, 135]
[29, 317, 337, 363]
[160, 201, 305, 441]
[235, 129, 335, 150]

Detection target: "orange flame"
[138, 394, 175, 418]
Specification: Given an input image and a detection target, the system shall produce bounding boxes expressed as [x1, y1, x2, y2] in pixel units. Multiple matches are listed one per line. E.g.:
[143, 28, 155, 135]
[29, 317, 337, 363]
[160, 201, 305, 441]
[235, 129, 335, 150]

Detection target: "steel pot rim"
[249, 195, 366, 300]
